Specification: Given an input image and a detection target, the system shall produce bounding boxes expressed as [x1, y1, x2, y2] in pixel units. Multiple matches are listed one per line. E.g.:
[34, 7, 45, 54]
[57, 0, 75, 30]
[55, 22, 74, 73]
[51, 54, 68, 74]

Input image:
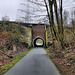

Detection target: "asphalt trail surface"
[5, 48, 61, 75]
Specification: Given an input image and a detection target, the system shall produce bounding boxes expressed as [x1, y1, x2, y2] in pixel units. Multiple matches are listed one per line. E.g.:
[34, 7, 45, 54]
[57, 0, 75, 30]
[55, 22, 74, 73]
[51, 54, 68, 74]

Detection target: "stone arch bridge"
[32, 24, 46, 47]
[0, 21, 47, 47]
[19, 23, 47, 47]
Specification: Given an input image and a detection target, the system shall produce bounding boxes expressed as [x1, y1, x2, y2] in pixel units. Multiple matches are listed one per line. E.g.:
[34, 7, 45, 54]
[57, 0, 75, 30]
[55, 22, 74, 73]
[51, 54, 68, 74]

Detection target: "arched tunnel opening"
[33, 37, 45, 47]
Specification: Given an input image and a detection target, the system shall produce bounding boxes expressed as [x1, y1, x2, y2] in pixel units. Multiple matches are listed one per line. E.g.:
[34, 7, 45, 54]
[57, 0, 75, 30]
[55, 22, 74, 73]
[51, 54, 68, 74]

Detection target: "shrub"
[17, 24, 26, 35]
[13, 36, 19, 44]
[6, 25, 13, 31]
[22, 42, 29, 48]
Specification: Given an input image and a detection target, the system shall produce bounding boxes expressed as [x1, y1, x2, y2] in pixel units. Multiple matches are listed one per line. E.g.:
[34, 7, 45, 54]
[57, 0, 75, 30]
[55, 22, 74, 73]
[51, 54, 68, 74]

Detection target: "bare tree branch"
[28, 0, 46, 6]
[20, 3, 46, 12]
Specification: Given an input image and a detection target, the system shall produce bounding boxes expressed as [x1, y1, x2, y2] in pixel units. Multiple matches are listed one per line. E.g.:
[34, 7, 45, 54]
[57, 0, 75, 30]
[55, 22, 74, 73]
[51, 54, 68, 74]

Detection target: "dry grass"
[47, 27, 75, 75]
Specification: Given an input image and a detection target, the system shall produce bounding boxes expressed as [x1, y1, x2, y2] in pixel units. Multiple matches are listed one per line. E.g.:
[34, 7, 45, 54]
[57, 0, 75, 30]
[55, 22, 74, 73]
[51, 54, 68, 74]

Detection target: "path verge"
[45, 47, 75, 75]
[0, 50, 31, 75]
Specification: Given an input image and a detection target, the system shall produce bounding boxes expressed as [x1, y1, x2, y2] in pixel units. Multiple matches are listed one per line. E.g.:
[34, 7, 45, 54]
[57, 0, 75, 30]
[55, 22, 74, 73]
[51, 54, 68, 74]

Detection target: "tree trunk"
[60, 0, 65, 49]
[44, 0, 55, 48]
[53, 0, 60, 34]
[48, 0, 56, 48]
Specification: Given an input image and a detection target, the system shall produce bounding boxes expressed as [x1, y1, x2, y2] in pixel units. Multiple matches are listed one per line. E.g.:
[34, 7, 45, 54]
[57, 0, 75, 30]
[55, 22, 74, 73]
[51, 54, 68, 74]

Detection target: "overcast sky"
[0, 0, 75, 21]
[0, 0, 21, 21]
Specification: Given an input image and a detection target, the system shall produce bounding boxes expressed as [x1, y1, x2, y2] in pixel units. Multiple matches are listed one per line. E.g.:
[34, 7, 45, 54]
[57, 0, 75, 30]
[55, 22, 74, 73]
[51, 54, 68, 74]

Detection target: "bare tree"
[71, 9, 75, 33]
[63, 10, 69, 27]
[53, 0, 60, 34]
[44, 0, 65, 49]
[1, 15, 10, 31]
[2, 15, 10, 21]
[18, 0, 47, 23]
[60, 0, 65, 49]
[18, 0, 65, 48]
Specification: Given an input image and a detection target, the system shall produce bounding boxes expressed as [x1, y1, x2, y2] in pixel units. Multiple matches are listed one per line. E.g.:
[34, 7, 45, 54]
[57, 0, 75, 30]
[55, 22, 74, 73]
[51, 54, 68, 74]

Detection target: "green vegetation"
[45, 49, 50, 56]
[0, 21, 32, 49]
[46, 26, 75, 75]
[0, 50, 30, 75]
[0, 21, 32, 75]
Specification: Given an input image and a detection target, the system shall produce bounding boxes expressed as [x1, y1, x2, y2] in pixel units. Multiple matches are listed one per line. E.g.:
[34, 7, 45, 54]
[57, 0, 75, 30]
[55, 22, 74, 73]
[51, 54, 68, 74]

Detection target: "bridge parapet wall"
[32, 25, 45, 40]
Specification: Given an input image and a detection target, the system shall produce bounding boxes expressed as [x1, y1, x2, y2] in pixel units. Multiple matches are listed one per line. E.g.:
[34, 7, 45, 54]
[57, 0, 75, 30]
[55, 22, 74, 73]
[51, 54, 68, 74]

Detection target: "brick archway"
[33, 37, 44, 47]
[32, 24, 46, 47]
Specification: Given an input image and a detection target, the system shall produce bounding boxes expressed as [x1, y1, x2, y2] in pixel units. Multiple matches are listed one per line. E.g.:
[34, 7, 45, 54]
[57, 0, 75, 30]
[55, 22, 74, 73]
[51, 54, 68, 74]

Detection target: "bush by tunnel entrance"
[33, 37, 45, 47]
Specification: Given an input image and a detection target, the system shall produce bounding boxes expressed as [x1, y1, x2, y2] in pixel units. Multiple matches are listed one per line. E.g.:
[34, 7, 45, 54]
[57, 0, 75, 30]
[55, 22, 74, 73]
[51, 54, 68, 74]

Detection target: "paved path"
[5, 48, 61, 75]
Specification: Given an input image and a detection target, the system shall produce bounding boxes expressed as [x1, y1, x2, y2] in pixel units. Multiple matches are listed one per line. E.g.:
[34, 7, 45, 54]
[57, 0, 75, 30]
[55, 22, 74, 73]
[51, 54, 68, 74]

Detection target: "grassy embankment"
[46, 27, 75, 75]
[0, 50, 31, 75]
[0, 21, 32, 75]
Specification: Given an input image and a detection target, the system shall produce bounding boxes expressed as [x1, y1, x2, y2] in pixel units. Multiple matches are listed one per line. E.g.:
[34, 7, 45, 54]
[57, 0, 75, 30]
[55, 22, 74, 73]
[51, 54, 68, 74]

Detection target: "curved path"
[4, 48, 61, 75]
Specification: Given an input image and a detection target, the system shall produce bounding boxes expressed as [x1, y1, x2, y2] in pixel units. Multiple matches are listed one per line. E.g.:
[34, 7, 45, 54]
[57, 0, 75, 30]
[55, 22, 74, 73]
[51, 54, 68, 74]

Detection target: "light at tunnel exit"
[34, 37, 44, 47]
[36, 39, 43, 46]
